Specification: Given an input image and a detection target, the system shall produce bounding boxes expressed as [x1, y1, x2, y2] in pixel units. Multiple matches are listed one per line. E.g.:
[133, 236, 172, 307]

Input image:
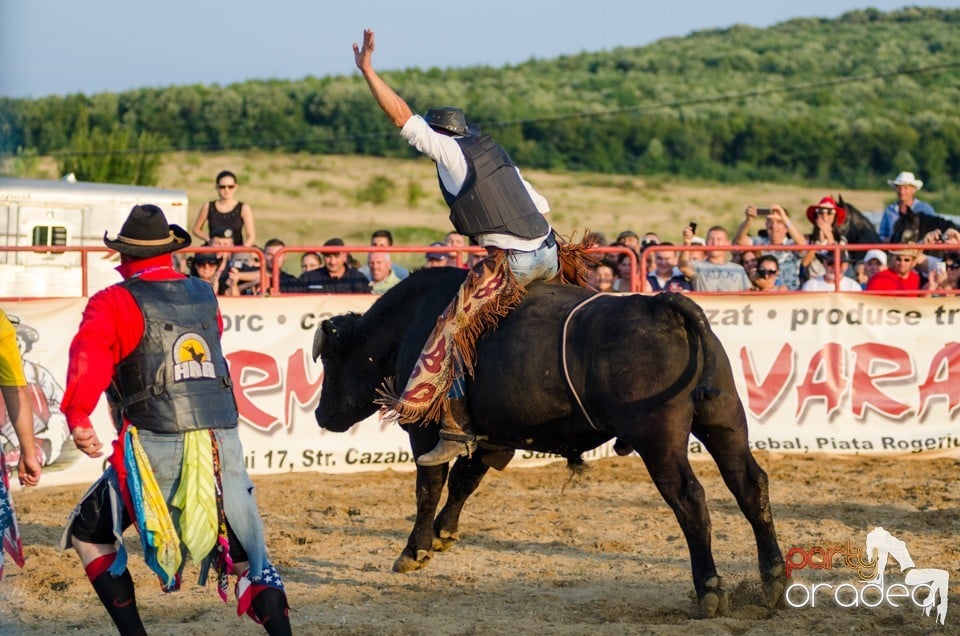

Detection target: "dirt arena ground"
[0, 453, 957, 635]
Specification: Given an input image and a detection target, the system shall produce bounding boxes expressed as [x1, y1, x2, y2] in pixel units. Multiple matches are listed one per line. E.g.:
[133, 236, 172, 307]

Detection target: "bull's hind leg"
[636, 446, 729, 618]
[692, 390, 786, 610]
[433, 453, 491, 551]
[394, 464, 448, 573]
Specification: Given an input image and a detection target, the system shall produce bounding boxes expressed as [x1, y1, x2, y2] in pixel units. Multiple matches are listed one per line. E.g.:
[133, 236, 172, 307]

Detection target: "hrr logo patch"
[172, 333, 216, 381]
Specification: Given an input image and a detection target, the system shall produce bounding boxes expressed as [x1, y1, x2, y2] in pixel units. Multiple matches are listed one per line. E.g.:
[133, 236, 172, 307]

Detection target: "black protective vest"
[441, 135, 551, 240]
[107, 277, 237, 434]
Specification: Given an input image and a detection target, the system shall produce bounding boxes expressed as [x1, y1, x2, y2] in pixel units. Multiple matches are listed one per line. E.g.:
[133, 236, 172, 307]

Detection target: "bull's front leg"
[433, 453, 491, 551]
[393, 463, 448, 573]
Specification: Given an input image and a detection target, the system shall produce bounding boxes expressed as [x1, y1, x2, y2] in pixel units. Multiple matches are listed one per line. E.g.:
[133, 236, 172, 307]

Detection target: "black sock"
[90, 569, 147, 636]
[251, 588, 292, 636]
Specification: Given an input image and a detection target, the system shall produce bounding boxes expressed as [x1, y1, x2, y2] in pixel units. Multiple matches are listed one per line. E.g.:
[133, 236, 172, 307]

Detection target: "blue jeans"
[507, 237, 559, 286]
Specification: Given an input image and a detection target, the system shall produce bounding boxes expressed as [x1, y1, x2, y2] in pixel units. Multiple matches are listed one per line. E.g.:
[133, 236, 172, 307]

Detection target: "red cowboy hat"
[805, 196, 847, 225]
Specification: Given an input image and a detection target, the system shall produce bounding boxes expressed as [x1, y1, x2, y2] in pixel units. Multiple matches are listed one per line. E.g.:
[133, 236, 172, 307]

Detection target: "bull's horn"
[312, 321, 327, 362]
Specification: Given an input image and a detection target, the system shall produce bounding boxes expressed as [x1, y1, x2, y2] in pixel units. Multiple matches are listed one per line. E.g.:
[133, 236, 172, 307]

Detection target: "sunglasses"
[217, 183, 236, 190]
[947, 263, 960, 270]
[756, 268, 779, 278]
[815, 207, 836, 215]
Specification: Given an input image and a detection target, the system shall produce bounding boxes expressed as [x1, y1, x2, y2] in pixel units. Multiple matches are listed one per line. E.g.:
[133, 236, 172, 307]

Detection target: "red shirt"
[60, 254, 223, 431]
[865, 268, 921, 292]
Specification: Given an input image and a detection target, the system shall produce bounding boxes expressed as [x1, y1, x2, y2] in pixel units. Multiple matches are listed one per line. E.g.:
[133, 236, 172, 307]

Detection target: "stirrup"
[438, 430, 485, 443]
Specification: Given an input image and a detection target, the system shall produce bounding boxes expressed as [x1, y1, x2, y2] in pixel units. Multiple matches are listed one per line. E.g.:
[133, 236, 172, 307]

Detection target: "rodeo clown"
[59, 205, 291, 636]
[354, 28, 592, 466]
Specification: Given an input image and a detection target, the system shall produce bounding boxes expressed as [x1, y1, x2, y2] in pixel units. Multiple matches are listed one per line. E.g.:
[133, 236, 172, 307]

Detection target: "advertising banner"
[1, 292, 957, 489]
[700, 293, 959, 459]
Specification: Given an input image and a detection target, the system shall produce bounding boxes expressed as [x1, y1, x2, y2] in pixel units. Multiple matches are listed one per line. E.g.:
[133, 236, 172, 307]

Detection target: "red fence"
[0, 242, 952, 299]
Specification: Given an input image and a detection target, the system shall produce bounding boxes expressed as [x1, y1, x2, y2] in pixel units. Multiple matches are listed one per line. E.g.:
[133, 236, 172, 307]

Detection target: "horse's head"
[836, 195, 881, 245]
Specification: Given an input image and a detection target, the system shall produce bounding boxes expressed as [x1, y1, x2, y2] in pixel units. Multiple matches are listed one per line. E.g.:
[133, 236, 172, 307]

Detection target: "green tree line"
[1, 7, 959, 207]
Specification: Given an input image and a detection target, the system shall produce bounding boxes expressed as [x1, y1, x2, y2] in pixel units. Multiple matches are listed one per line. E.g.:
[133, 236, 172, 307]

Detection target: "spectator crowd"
[180, 168, 959, 297]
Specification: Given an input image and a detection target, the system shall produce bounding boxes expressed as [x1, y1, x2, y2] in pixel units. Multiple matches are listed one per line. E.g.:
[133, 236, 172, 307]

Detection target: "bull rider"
[354, 29, 595, 466]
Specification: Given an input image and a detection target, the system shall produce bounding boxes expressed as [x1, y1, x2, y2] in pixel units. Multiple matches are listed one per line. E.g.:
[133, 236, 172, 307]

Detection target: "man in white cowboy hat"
[59, 205, 291, 635]
[878, 171, 937, 242]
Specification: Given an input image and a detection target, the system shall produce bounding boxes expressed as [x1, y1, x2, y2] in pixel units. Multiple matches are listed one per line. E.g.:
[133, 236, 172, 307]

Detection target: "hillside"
[2, 7, 958, 220]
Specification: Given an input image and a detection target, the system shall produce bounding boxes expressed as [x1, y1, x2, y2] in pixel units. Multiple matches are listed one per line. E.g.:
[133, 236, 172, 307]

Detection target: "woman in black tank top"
[191, 170, 257, 247]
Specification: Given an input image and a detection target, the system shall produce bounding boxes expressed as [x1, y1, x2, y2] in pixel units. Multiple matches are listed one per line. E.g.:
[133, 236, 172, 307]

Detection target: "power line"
[486, 60, 960, 128]
[6, 59, 959, 158]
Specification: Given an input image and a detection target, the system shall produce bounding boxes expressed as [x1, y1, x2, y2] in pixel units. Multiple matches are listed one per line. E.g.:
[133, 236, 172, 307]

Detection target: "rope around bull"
[560, 292, 621, 431]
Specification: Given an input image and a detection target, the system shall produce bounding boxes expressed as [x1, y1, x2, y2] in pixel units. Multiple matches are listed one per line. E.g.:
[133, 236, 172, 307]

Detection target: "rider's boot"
[416, 398, 478, 466]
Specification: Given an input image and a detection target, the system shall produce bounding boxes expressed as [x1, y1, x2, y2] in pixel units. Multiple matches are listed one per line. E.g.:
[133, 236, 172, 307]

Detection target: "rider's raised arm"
[353, 28, 414, 128]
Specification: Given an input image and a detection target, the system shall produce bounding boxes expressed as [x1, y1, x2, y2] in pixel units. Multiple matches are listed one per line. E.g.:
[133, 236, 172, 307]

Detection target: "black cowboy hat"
[425, 107, 479, 137]
[103, 204, 191, 258]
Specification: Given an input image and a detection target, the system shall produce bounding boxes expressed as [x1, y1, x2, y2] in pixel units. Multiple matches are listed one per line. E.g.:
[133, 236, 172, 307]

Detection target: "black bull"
[313, 267, 786, 617]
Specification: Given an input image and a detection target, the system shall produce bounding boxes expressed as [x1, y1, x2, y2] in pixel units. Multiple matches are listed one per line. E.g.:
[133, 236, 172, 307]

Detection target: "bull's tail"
[656, 293, 720, 404]
[562, 454, 589, 493]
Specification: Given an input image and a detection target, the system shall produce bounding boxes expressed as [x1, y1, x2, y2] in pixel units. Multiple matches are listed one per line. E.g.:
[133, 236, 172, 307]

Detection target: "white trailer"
[0, 177, 189, 297]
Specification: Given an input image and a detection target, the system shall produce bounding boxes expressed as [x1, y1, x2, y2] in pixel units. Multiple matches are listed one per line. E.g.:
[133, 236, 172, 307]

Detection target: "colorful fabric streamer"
[124, 427, 182, 588]
[171, 430, 218, 564]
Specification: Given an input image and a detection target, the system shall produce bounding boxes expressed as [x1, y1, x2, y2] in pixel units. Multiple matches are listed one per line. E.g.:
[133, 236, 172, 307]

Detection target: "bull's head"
[313, 313, 384, 432]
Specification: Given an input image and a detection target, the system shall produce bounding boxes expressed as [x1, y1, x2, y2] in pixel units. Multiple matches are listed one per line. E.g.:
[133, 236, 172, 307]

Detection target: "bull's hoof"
[763, 564, 787, 609]
[763, 578, 786, 610]
[698, 576, 730, 618]
[432, 529, 460, 552]
[392, 549, 431, 573]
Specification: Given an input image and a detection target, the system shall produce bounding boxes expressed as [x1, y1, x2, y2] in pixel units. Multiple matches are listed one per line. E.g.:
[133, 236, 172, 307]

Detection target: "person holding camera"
[198, 227, 242, 295]
[734, 204, 808, 290]
[799, 196, 848, 280]
[926, 251, 960, 293]
[224, 249, 264, 296]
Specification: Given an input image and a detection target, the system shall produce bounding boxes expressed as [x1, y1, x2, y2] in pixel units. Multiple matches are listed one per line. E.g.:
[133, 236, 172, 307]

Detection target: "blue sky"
[1, 1, 957, 98]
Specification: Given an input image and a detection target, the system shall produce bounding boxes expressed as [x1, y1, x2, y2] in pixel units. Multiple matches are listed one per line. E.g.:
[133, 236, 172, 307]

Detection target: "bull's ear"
[312, 319, 334, 362]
